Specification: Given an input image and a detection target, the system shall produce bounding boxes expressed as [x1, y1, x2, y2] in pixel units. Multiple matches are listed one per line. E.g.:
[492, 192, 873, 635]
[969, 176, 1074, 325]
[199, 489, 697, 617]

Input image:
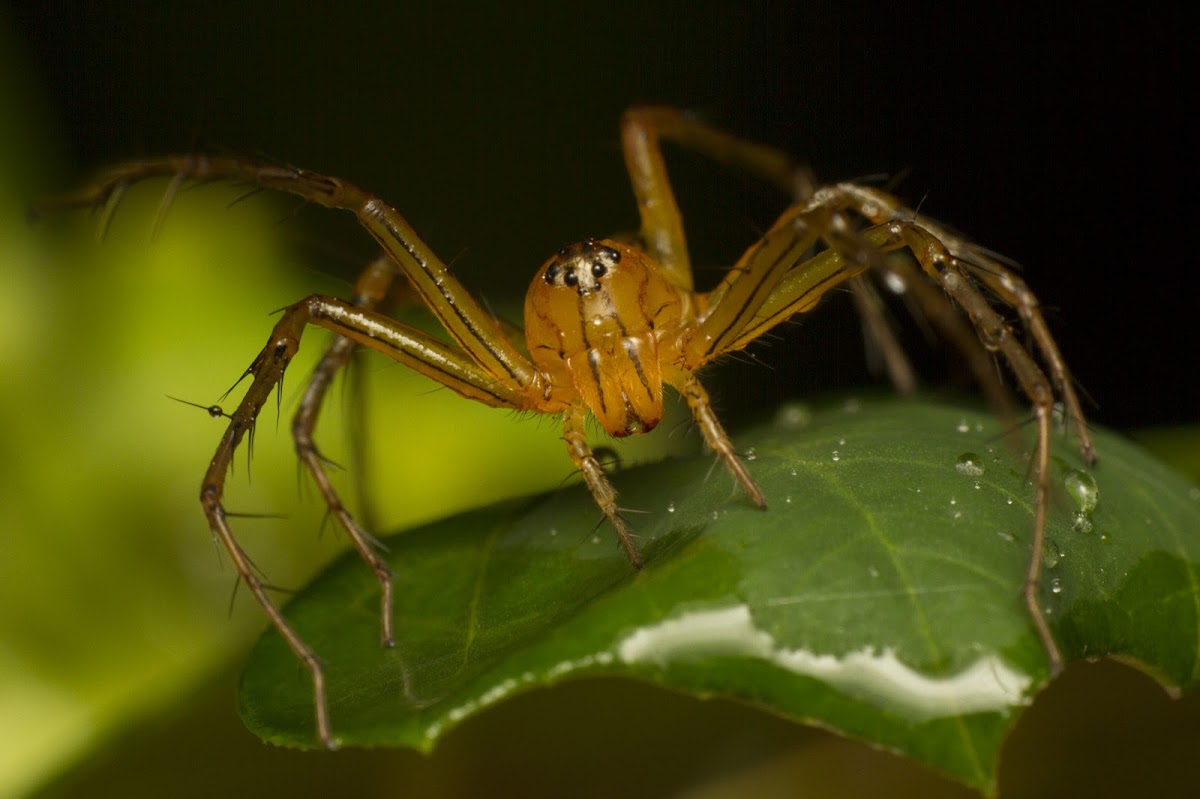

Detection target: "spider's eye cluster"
[543, 239, 620, 295]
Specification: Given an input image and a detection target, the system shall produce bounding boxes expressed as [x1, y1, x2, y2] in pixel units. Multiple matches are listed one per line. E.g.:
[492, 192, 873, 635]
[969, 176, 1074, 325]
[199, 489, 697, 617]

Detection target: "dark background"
[13, 2, 1197, 432]
[7, 4, 1198, 797]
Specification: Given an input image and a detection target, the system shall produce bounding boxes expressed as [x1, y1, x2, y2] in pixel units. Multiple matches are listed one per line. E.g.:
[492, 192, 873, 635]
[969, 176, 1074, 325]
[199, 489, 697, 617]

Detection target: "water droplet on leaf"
[1064, 470, 1099, 513]
[1064, 469, 1098, 534]
[956, 452, 985, 477]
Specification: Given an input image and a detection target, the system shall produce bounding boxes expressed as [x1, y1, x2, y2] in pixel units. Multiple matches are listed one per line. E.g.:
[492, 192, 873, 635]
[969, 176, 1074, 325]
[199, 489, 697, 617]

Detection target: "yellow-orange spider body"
[526, 240, 685, 438]
[43, 107, 1095, 749]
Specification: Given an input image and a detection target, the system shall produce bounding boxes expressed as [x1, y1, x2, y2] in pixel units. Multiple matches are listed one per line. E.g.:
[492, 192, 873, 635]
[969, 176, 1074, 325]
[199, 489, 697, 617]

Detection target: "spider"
[44, 107, 1095, 748]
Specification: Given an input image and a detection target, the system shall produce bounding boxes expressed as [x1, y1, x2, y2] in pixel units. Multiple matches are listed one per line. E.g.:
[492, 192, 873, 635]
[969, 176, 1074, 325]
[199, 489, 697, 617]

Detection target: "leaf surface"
[239, 398, 1200, 792]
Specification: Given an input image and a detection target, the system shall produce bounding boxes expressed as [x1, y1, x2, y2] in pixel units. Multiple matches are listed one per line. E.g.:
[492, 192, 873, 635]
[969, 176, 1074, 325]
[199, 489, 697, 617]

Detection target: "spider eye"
[544, 264, 561, 284]
[563, 267, 579, 287]
[591, 261, 607, 279]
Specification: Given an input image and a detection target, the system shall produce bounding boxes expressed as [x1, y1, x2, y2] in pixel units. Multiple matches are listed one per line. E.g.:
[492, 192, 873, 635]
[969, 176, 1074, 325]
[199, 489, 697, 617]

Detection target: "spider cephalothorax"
[526, 238, 693, 437]
[45, 107, 1094, 748]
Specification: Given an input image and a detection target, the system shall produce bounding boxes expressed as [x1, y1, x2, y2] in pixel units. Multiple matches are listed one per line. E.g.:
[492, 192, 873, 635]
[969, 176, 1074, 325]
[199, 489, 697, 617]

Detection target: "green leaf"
[239, 398, 1200, 793]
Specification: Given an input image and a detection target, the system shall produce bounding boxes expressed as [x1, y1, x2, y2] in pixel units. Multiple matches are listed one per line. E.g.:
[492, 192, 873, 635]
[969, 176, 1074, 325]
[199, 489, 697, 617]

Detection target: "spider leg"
[562, 406, 642, 568]
[828, 183, 1095, 465]
[43, 156, 544, 393]
[201, 331, 336, 745]
[621, 106, 808, 291]
[202, 293, 542, 748]
[702, 187, 1065, 453]
[622, 107, 918, 395]
[662, 201, 866, 509]
[292, 256, 399, 647]
[878, 254, 1017, 416]
[685, 202, 856, 367]
[694, 211, 1001, 377]
[678, 373, 765, 507]
[961, 260, 1095, 464]
[873, 219, 1073, 672]
[848, 273, 920, 396]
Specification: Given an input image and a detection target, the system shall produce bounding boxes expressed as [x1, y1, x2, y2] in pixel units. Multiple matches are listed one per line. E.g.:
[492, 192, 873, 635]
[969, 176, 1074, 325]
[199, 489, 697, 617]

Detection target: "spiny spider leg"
[961, 260, 1096, 462]
[833, 183, 1094, 463]
[562, 406, 641, 567]
[291, 255, 400, 647]
[678, 373, 764, 507]
[40, 155, 544, 392]
[883, 219, 1078, 672]
[195, 290, 543, 747]
[198, 321, 336, 744]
